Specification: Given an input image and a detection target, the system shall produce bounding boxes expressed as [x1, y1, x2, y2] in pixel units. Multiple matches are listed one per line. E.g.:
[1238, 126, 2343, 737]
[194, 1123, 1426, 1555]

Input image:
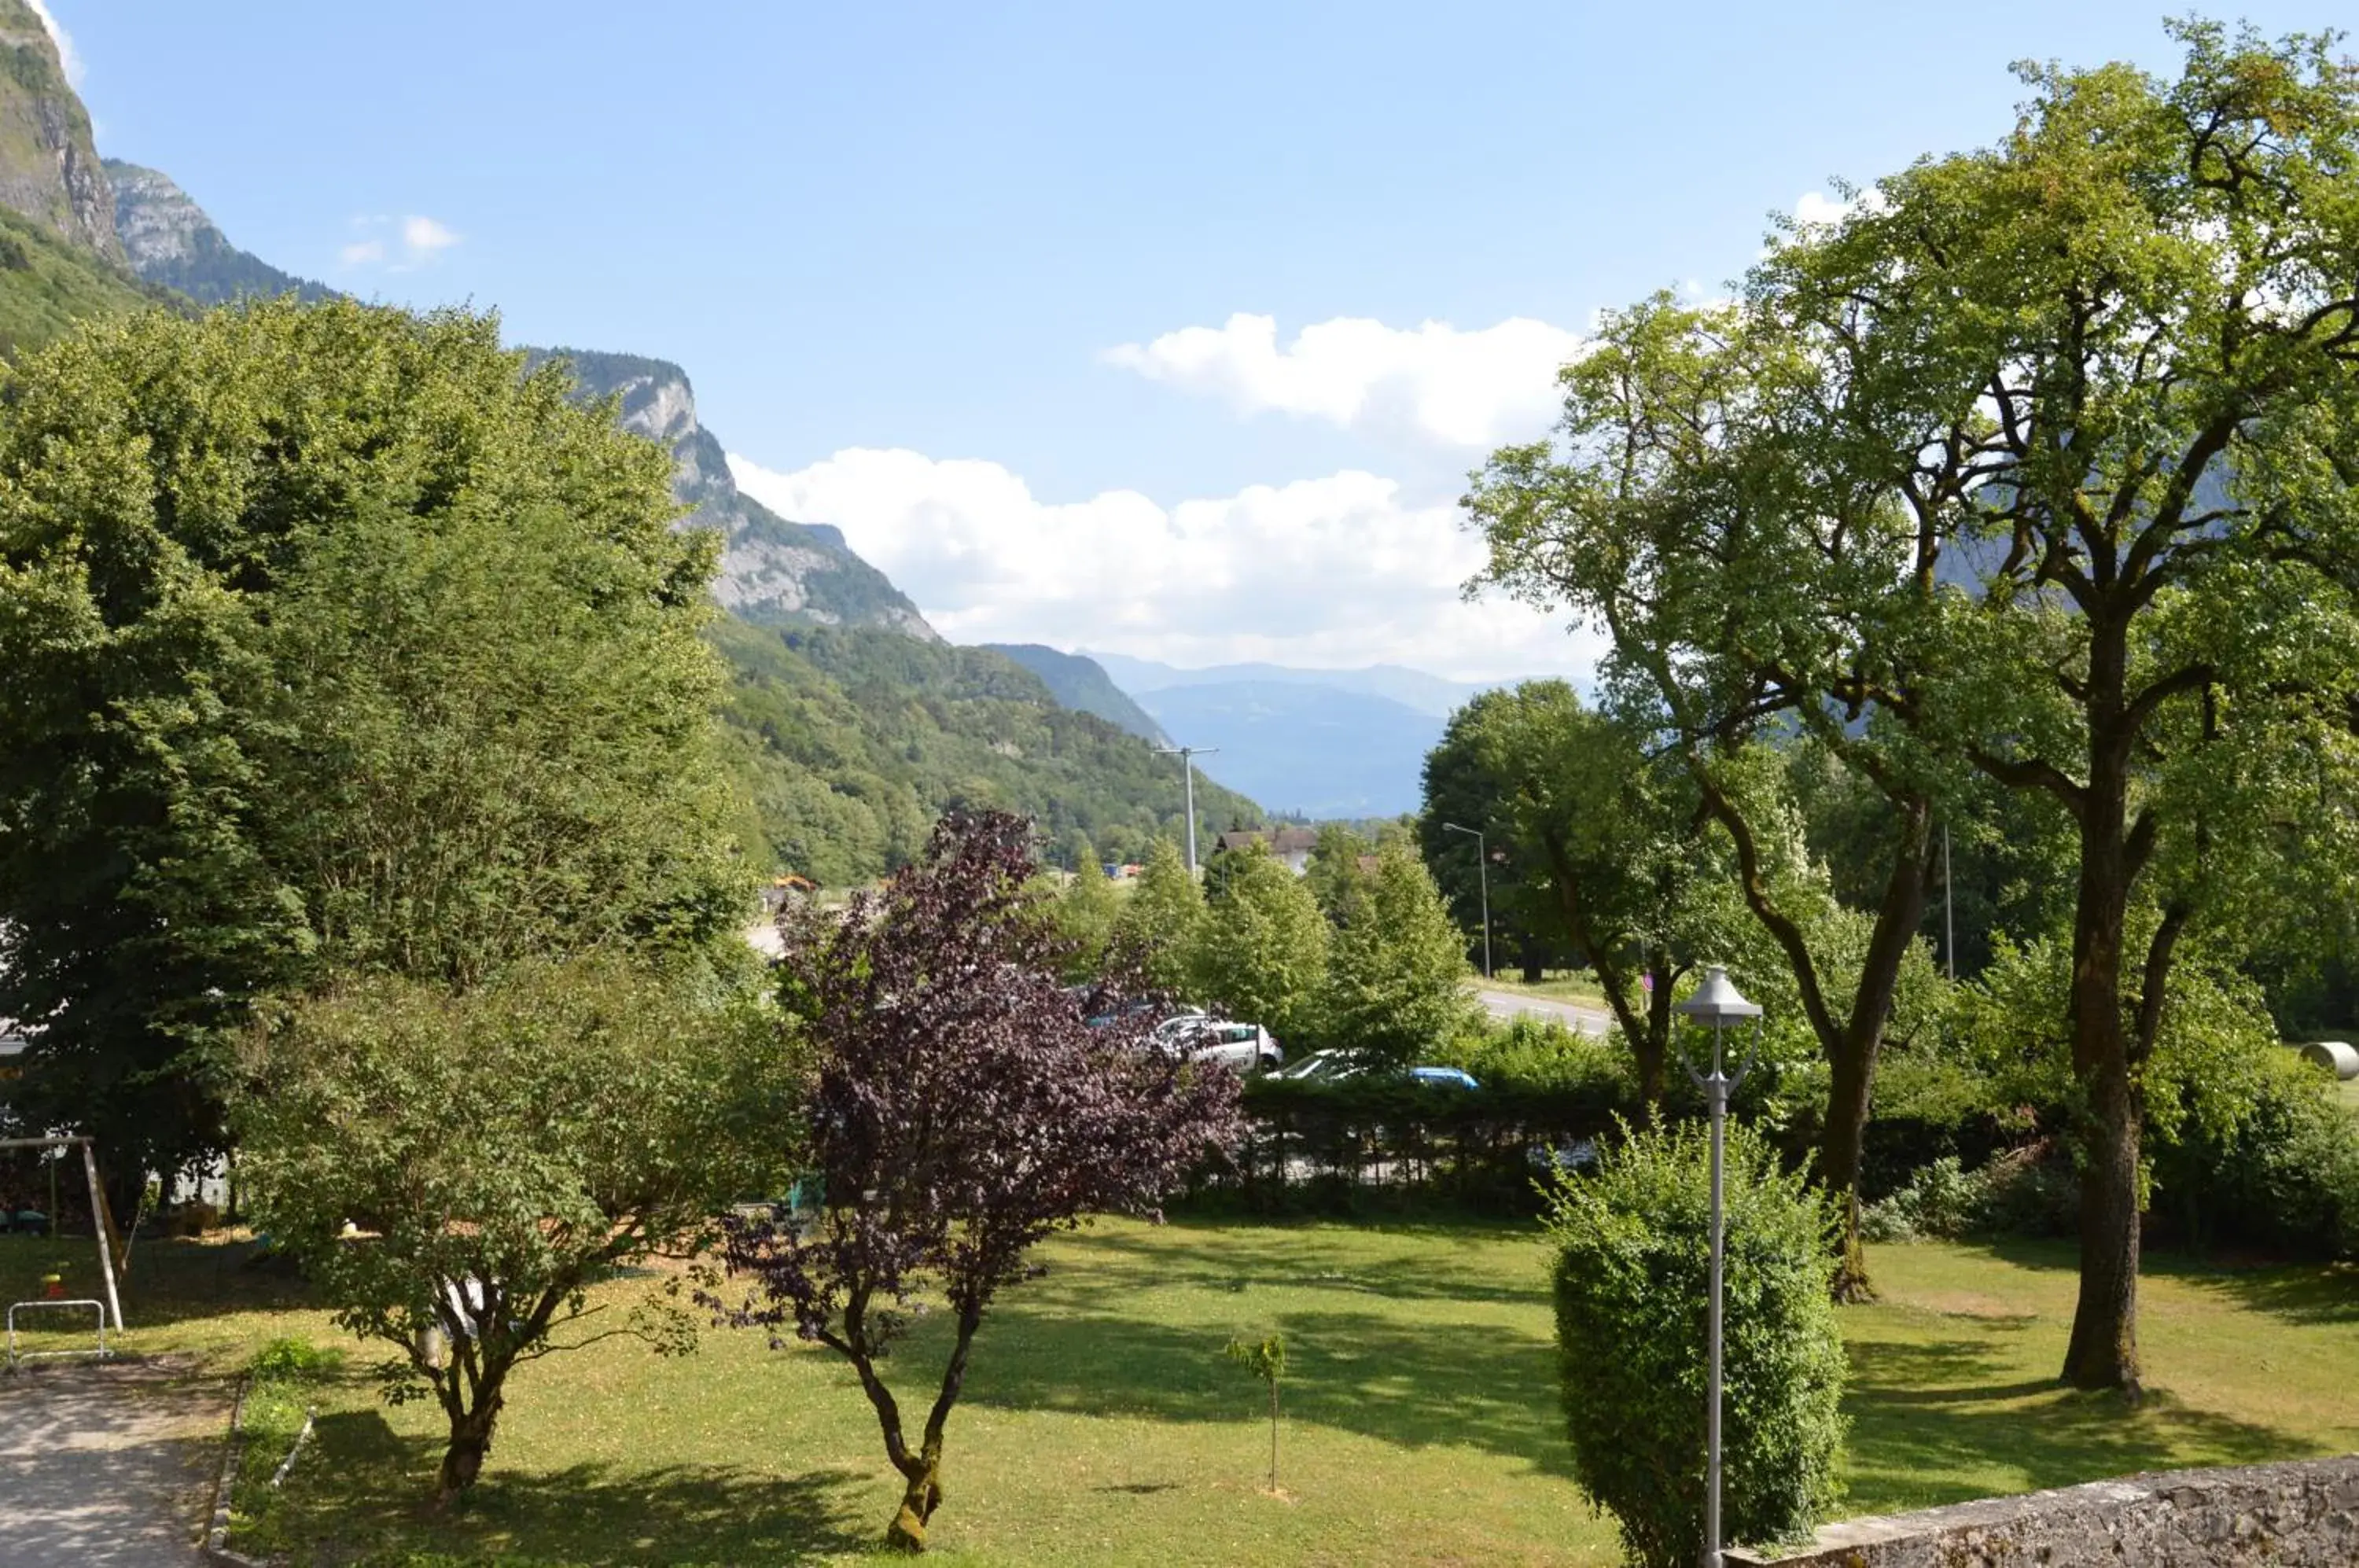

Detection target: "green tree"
[1470, 284, 1955, 1300]
[1188, 844, 1329, 1044]
[1301, 823, 1371, 923]
[1764, 22, 2359, 1388]
[1109, 838, 1204, 997]
[231, 957, 787, 1504]
[1429, 683, 1728, 1109]
[0, 300, 744, 1184]
[1054, 840, 1120, 981]
[1322, 839, 1475, 1065]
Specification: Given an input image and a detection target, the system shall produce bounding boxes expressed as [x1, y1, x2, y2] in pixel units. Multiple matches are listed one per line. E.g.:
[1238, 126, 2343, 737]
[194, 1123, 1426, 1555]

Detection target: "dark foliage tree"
[712, 811, 1242, 1551]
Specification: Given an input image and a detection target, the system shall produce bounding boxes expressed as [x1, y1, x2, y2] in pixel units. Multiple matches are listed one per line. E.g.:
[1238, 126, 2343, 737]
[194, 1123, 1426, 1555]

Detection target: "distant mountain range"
[1126, 681, 1444, 820]
[1082, 652, 1526, 819]
[1084, 651, 1498, 720]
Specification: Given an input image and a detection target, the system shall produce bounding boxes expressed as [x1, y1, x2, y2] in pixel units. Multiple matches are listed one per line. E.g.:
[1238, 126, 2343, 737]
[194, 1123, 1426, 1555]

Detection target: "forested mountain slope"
[715, 618, 1257, 882]
[983, 643, 1169, 743]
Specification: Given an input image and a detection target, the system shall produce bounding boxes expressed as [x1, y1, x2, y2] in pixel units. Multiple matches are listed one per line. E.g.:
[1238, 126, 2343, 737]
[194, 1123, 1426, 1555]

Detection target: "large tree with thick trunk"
[714, 810, 1242, 1552]
[1480, 20, 2359, 1382]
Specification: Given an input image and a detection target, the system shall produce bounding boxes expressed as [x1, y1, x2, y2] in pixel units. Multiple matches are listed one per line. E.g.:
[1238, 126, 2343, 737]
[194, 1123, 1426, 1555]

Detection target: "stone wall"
[1725, 1455, 2359, 1567]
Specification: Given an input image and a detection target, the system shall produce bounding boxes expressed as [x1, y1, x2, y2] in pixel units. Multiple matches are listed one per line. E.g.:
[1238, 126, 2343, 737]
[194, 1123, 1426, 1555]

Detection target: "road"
[0, 1360, 225, 1566]
[1476, 986, 1614, 1037]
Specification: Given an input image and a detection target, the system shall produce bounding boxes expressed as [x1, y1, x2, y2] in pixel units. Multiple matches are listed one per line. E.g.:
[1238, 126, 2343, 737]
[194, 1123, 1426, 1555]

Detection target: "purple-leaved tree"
[712, 810, 1241, 1551]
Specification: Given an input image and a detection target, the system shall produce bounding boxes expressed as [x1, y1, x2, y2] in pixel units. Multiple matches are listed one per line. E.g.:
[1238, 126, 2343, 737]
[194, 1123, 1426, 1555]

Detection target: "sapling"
[1224, 1331, 1287, 1493]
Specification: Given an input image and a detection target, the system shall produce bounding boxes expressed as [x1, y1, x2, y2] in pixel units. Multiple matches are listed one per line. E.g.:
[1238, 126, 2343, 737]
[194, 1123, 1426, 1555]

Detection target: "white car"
[1161, 1019, 1281, 1073]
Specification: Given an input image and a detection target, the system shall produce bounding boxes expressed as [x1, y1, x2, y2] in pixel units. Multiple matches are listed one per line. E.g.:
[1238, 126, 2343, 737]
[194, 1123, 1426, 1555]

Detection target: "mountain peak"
[0, 2, 120, 261]
[535, 349, 942, 642]
[103, 158, 331, 306]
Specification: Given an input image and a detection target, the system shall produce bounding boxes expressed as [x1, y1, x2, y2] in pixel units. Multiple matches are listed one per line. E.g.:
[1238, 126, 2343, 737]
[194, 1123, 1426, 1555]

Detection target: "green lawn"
[2, 1223, 2353, 1566]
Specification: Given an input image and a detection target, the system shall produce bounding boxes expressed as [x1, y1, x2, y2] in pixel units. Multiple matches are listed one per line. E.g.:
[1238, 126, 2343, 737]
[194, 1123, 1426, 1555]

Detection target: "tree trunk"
[2063, 1052, 2143, 1396]
[436, 1393, 504, 1507]
[1822, 1045, 1877, 1302]
[2060, 627, 2144, 1397]
[885, 1450, 944, 1552]
[1823, 797, 1932, 1302]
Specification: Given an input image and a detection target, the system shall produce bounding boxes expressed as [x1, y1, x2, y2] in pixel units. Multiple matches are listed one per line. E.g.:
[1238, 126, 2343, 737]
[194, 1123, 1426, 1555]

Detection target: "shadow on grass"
[259, 1408, 873, 1566]
[0, 1233, 316, 1330]
[1042, 1219, 1553, 1312]
[968, 1297, 1570, 1476]
[1842, 1334, 2313, 1515]
[2157, 1258, 2359, 1327]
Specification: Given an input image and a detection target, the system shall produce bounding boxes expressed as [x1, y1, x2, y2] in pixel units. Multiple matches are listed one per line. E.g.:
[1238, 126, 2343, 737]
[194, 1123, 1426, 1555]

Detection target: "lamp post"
[1441, 822, 1492, 980]
[1673, 966, 1762, 1568]
[1154, 744, 1219, 876]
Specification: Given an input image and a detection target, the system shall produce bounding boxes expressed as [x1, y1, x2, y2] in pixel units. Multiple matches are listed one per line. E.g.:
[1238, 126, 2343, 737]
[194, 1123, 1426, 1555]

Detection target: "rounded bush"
[1544, 1117, 1846, 1567]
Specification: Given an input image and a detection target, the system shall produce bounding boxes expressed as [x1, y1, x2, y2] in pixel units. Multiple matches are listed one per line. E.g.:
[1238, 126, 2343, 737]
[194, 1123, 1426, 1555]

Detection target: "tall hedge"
[1544, 1120, 1846, 1566]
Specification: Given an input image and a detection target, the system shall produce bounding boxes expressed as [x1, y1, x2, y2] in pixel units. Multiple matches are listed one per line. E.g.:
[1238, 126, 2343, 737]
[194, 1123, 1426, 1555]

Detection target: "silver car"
[1164, 1019, 1281, 1073]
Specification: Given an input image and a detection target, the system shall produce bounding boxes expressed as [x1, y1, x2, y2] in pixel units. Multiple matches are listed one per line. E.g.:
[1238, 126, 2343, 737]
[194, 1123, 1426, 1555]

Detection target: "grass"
[2, 1223, 2354, 1565]
[1474, 970, 1610, 1007]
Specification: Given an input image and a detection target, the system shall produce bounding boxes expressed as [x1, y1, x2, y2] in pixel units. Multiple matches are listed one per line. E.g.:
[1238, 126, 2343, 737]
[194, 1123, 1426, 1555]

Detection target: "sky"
[45, 2, 2349, 678]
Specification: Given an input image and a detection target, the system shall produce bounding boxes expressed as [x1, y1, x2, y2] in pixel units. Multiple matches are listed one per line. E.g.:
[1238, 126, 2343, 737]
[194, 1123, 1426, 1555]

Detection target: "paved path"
[0, 1360, 226, 1566]
[1476, 986, 1614, 1036]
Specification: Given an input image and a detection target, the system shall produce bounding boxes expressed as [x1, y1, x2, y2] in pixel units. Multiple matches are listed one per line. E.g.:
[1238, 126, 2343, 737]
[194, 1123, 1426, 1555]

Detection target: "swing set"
[0, 1134, 123, 1369]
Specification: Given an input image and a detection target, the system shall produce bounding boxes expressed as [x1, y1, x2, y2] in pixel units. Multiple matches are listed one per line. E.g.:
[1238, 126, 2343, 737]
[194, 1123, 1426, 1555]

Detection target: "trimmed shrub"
[1544, 1119, 1846, 1567]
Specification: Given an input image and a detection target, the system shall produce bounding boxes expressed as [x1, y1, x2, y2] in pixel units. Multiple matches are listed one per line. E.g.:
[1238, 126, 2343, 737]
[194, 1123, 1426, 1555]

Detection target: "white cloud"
[401, 215, 460, 256]
[1105, 312, 1586, 449]
[1790, 188, 1890, 231]
[727, 448, 1597, 681]
[337, 214, 462, 271]
[24, 0, 82, 87]
[1792, 190, 1850, 228]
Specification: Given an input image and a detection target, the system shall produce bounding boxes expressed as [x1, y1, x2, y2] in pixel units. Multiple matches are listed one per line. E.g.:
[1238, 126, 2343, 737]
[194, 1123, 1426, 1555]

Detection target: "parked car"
[1267, 1048, 1354, 1083]
[1146, 1010, 1209, 1047]
[1264, 1052, 1478, 1090]
[1159, 1019, 1281, 1073]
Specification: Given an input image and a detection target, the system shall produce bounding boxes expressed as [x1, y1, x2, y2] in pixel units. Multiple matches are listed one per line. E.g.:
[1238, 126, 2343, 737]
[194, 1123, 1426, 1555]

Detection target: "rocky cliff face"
[0, 1, 120, 262]
[535, 349, 940, 640]
[105, 160, 330, 305]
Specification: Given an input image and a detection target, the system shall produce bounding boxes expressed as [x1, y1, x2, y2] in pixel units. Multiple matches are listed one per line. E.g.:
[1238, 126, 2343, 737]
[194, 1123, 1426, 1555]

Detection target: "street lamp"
[1154, 743, 1219, 877]
[1441, 822, 1491, 981]
[1673, 966, 1763, 1568]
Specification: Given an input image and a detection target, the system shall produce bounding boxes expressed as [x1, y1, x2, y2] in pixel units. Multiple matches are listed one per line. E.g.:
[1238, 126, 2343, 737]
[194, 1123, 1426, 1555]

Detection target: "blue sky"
[47, 2, 2346, 676]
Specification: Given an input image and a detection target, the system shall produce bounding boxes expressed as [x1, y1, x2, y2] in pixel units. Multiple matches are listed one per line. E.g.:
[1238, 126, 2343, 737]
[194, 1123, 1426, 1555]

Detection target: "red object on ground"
[41, 1274, 64, 1298]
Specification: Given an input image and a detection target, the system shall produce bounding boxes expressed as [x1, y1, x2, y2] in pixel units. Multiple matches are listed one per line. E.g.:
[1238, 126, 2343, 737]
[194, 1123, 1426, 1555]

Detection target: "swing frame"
[0, 1135, 124, 1332]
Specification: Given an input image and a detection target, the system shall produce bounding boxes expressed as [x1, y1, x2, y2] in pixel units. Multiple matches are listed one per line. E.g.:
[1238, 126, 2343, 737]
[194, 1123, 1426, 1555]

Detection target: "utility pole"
[1441, 822, 1491, 980]
[1154, 744, 1218, 876]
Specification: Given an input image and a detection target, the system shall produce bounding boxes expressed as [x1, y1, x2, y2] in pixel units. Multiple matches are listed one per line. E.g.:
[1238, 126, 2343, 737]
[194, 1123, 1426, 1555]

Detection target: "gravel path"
[1475, 986, 1614, 1036]
[0, 1360, 226, 1566]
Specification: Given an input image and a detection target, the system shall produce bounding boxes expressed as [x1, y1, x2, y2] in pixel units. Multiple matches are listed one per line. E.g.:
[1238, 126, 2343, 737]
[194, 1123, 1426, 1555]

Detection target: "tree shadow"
[0, 1234, 316, 1330]
[1842, 1336, 2317, 1515]
[258, 1408, 874, 1565]
[2149, 1257, 2359, 1327]
[967, 1296, 1573, 1477]
[1040, 1219, 1555, 1312]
